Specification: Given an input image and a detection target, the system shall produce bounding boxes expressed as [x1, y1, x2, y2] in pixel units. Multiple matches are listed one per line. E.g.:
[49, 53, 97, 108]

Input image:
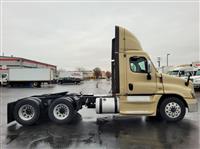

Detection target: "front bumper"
[187, 99, 198, 112]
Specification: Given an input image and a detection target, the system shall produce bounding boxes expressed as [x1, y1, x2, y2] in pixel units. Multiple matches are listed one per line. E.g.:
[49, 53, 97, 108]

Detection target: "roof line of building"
[0, 56, 56, 68]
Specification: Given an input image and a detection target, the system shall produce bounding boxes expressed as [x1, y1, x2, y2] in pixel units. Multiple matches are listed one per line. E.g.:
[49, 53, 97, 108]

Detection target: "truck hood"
[161, 73, 194, 98]
[181, 75, 200, 80]
[162, 73, 187, 86]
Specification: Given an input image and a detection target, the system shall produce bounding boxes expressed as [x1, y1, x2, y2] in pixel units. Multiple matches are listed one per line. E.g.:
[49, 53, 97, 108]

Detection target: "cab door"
[126, 54, 157, 95]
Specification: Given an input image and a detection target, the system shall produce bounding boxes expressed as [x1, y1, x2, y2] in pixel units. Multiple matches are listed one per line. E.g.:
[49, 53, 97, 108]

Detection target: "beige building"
[82, 70, 94, 79]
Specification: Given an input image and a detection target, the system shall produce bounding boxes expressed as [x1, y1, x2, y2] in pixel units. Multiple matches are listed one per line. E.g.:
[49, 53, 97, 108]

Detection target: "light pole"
[167, 53, 170, 66]
[157, 57, 161, 68]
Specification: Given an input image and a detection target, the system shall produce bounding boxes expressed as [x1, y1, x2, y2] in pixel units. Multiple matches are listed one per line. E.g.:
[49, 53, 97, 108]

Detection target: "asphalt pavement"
[0, 80, 199, 149]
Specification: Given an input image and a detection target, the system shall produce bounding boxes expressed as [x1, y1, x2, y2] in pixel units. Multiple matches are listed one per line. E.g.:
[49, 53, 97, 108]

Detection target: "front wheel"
[159, 97, 186, 122]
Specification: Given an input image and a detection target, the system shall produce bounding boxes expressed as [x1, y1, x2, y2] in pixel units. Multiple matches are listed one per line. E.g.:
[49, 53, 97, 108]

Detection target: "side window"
[130, 57, 148, 73]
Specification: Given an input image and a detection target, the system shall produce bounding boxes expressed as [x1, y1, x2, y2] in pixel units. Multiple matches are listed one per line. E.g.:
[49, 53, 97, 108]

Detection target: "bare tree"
[105, 71, 111, 79]
[93, 67, 102, 79]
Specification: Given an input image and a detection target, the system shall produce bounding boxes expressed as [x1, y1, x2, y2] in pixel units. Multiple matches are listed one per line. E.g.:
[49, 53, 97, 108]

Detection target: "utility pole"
[167, 53, 170, 66]
[157, 57, 161, 68]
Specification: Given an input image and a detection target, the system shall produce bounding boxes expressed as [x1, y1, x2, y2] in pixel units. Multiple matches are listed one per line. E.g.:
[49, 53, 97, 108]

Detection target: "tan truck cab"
[112, 26, 197, 121]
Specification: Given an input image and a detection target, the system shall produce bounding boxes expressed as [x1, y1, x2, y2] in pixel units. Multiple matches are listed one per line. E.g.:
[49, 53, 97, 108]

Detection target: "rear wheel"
[159, 96, 186, 122]
[48, 98, 75, 124]
[31, 82, 38, 87]
[37, 82, 41, 88]
[13, 98, 40, 126]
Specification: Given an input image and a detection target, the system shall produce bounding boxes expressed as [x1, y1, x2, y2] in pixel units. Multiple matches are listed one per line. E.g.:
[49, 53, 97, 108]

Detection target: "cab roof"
[117, 26, 143, 52]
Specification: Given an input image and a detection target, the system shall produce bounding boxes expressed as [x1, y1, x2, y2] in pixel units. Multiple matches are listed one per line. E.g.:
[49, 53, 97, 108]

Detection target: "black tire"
[30, 97, 42, 108]
[48, 98, 75, 124]
[159, 96, 186, 122]
[36, 82, 41, 88]
[13, 98, 41, 126]
[31, 82, 38, 88]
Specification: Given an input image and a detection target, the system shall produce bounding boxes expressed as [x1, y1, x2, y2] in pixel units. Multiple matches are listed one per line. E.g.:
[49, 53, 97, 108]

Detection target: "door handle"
[129, 83, 133, 91]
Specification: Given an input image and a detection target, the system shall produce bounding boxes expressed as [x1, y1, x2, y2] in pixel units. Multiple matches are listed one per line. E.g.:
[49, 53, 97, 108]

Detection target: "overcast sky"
[1, 1, 199, 70]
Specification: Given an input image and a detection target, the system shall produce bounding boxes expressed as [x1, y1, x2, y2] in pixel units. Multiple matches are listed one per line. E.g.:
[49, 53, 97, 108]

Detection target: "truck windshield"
[196, 70, 200, 76]
[169, 71, 179, 75]
[184, 71, 194, 76]
[2, 74, 7, 78]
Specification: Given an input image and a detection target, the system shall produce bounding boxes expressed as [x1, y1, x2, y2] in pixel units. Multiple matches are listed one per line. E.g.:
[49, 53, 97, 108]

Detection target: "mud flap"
[7, 101, 16, 123]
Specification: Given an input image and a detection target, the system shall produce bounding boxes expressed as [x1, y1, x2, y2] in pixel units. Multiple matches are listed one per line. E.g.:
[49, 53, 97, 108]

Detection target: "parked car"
[58, 71, 83, 84]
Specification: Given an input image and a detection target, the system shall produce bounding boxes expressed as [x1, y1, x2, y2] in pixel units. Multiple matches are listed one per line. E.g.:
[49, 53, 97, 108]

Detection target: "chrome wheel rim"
[18, 104, 35, 121]
[165, 102, 181, 118]
[53, 104, 69, 120]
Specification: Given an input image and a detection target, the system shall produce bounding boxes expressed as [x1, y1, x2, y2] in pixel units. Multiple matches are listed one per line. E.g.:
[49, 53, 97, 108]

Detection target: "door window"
[130, 57, 147, 73]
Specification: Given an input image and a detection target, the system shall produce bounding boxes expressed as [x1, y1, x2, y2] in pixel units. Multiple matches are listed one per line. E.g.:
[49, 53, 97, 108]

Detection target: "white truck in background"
[168, 67, 200, 89]
[189, 69, 200, 89]
[2, 68, 54, 87]
[167, 66, 195, 77]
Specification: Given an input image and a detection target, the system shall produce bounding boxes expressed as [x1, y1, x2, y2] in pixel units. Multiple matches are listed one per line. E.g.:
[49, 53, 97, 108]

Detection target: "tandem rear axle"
[7, 91, 119, 125]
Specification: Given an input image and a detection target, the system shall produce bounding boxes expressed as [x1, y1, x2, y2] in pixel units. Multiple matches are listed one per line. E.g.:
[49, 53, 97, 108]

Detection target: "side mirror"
[185, 73, 191, 86]
[147, 61, 152, 80]
[147, 61, 152, 73]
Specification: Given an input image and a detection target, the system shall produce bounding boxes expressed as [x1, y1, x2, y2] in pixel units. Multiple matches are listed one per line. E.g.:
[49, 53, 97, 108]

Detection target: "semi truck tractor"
[3, 68, 54, 87]
[7, 26, 198, 126]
